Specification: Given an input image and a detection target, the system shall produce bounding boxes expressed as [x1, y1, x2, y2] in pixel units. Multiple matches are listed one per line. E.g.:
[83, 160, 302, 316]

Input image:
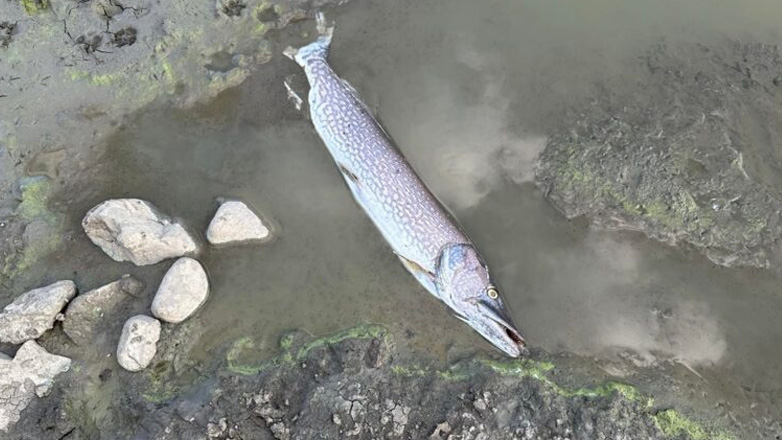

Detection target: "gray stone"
[82, 198, 199, 266]
[0, 281, 77, 344]
[63, 275, 144, 346]
[206, 200, 270, 246]
[0, 341, 71, 432]
[151, 258, 209, 324]
[116, 315, 161, 372]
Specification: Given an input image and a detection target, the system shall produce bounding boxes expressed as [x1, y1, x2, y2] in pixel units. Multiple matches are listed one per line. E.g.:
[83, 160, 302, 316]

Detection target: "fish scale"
[301, 56, 468, 277]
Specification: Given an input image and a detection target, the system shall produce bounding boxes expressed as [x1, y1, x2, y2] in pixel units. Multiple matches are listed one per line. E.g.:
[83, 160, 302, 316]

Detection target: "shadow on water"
[17, 0, 782, 436]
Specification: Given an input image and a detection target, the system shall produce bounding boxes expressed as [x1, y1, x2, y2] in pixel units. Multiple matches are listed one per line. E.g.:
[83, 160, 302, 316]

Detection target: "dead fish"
[284, 14, 526, 357]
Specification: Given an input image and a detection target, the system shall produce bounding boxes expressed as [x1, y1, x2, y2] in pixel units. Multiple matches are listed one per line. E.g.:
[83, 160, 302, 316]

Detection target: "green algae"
[226, 336, 270, 375]
[294, 324, 387, 360]
[21, 0, 48, 14]
[2, 178, 63, 280]
[89, 73, 123, 87]
[4, 229, 61, 278]
[480, 358, 656, 404]
[557, 150, 714, 235]
[222, 325, 734, 439]
[279, 333, 295, 350]
[435, 366, 470, 382]
[143, 361, 177, 400]
[483, 357, 733, 439]
[18, 178, 53, 222]
[226, 324, 389, 376]
[654, 409, 734, 440]
[391, 365, 429, 377]
[480, 358, 555, 381]
[68, 71, 90, 82]
[141, 360, 191, 404]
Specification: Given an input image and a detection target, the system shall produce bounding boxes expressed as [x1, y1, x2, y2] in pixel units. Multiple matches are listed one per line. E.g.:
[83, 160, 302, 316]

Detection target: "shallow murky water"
[20, 0, 782, 435]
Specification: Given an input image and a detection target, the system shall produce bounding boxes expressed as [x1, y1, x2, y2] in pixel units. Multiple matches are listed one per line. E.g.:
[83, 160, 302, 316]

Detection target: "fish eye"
[486, 286, 499, 299]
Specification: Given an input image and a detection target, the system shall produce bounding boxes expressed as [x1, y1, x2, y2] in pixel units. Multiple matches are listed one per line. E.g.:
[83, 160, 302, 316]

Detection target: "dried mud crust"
[536, 40, 782, 270]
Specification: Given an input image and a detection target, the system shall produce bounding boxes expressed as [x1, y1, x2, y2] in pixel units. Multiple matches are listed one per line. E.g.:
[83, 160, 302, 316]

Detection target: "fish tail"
[283, 12, 334, 66]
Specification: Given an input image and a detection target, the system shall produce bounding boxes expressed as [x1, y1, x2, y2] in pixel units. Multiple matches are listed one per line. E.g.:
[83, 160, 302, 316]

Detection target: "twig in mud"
[674, 359, 706, 381]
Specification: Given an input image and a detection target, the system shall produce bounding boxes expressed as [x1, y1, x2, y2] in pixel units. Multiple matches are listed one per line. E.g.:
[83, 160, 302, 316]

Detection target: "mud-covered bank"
[536, 40, 782, 271]
[0, 0, 335, 282]
[3, 0, 782, 438]
[8, 325, 732, 440]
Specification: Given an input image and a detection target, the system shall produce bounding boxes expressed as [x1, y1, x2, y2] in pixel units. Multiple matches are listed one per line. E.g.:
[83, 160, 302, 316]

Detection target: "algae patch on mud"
[21, 0, 49, 14]
[2, 177, 63, 280]
[654, 409, 734, 440]
[141, 360, 181, 403]
[481, 357, 733, 440]
[536, 42, 782, 271]
[18, 177, 53, 221]
[226, 324, 389, 375]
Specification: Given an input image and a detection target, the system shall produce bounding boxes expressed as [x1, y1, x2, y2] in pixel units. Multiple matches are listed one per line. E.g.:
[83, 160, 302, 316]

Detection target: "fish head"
[435, 243, 526, 357]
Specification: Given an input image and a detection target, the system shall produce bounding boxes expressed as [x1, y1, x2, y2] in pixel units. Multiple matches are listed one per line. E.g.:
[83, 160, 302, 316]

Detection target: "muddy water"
[24, 0, 782, 435]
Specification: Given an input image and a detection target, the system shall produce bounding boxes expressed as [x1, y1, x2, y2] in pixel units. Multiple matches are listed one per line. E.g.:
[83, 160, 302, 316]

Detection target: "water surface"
[27, 0, 782, 436]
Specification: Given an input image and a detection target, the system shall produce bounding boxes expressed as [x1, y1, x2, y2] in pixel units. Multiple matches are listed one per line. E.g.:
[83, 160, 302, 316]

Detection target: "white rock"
[116, 315, 161, 372]
[0, 280, 77, 344]
[82, 198, 199, 266]
[151, 258, 209, 323]
[0, 341, 71, 432]
[206, 200, 270, 245]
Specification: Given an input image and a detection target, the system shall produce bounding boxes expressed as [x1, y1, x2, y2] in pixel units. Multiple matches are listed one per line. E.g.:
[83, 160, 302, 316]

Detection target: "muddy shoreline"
[8, 325, 733, 440]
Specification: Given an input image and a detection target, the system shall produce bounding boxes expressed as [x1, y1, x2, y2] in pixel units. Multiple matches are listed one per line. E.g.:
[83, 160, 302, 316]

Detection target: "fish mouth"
[497, 320, 526, 348]
[453, 302, 527, 356]
[479, 299, 526, 351]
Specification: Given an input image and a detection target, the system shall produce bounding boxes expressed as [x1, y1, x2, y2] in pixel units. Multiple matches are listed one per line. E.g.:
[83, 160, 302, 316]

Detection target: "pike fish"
[284, 16, 526, 357]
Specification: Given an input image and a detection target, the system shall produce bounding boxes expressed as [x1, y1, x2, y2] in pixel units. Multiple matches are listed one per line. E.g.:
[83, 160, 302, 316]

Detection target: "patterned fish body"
[285, 20, 526, 357]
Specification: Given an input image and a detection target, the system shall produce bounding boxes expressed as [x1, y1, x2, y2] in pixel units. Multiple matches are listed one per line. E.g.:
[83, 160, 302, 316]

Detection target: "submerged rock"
[82, 198, 199, 266]
[117, 315, 161, 372]
[206, 200, 270, 246]
[151, 258, 209, 324]
[63, 275, 145, 346]
[0, 280, 77, 344]
[0, 341, 71, 432]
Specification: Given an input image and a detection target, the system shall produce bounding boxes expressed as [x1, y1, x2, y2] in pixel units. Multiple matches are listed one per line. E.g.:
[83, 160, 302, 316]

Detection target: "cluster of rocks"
[80, 198, 271, 372]
[0, 197, 271, 432]
[0, 282, 75, 431]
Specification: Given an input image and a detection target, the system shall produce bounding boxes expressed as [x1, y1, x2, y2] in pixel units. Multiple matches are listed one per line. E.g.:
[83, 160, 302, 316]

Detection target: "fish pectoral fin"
[337, 162, 360, 184]
[284, 74, 307, 113]
[397, 254, 438, 297]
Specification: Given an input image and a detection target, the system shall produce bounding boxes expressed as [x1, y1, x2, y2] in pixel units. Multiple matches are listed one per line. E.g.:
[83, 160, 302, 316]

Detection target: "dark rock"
[0, 22, 15, 48]
[62, 275, 144, 346]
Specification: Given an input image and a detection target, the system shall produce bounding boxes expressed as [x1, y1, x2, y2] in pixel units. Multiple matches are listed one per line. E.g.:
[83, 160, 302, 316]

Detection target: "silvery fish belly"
[292, 49, 466, 277]
[284, 18, 527, 357]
